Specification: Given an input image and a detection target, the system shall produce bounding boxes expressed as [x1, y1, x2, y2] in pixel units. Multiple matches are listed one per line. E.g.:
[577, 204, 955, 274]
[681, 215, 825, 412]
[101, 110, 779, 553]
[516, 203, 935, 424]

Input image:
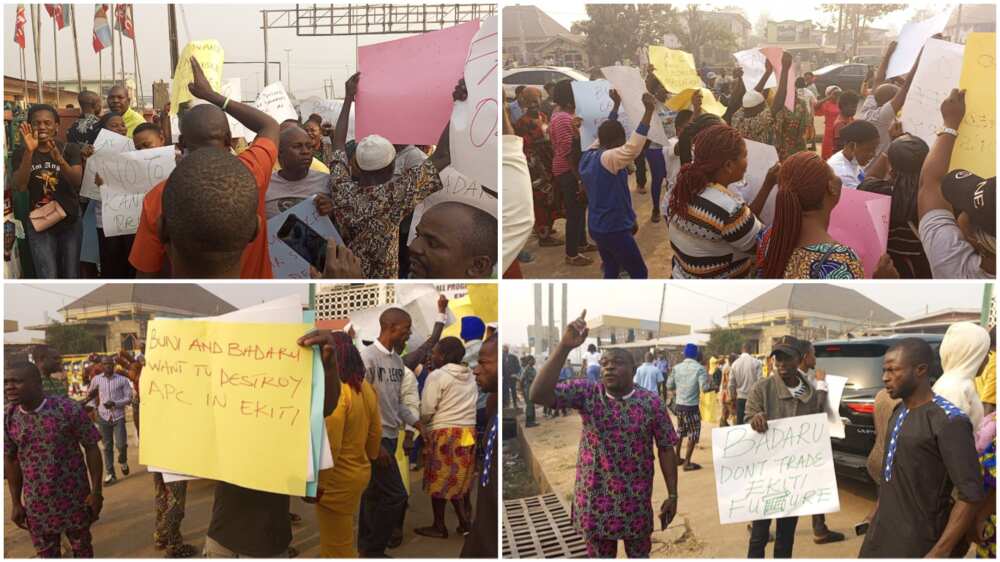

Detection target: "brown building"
[503, 5, 589, 69]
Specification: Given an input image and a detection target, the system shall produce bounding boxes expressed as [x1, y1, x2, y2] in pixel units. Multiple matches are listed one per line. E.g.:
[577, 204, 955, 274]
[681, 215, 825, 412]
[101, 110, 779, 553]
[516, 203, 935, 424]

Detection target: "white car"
[502, 66, 590, 99]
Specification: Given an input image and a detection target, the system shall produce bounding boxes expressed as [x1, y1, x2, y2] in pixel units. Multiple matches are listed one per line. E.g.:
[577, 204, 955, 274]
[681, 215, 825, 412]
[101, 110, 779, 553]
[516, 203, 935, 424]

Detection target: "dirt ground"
[512, 403, 877, 559]
[4, 417, 471, 558]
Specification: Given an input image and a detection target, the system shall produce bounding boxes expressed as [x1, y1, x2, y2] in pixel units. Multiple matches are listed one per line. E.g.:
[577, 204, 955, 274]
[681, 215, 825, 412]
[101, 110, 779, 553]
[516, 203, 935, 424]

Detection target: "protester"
[512, 87, 561, 249]
[659, 109, 693, 222]
[972, 411, 996, 558]
[408, 201, 498, 278]
[582, 344, 601, 383]
[728, 343, 761, 425]
[106, 85, 145, 137]
[67, 90, 103, 145]
[264, 126, 336, 219]
[745, 337, 828, 558]
[520, 355, 538, 428]
[814, 86, 841, 160]
[85, 355, 133, 484]
[860, 40, 924, 165]
[976, 326, 996, 416]
[460, 333, 498, 558]
[667, 343, 708, 471]
[132, 122, 166, 151]
[827, 120, 879, 189]
[502, 104, 536, 277]
[719, 353, 737, 426]
[529, 311, 679, 558]
[509, 85, 526, 124]
[4, 360, 104, 558]
[31, 344, 68, 398]
[634, 352, 663, 394]
[550, 79, 595, 266]
[643, 67, 683, 222]
[932, 322, 990, 429]
[302, 119, 334, 166]
[859, 338, 984, 557]
[578, 89, 656, 279]
[502, 344, 521, 409]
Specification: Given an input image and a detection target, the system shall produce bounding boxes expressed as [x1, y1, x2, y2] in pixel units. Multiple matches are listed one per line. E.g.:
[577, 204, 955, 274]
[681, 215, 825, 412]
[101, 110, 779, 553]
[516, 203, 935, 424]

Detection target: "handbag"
[29, 200, 67, 232]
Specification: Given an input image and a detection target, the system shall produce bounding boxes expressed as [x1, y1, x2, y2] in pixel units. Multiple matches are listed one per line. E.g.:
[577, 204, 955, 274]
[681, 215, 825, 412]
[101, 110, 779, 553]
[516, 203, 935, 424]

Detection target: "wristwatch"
[937, 127, 959, 137]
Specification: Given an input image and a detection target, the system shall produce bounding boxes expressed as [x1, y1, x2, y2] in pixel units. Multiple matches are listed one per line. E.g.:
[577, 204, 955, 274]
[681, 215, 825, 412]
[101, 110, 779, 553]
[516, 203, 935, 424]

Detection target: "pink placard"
[760, 47, 796, 111]
[829, 189, 891, 277]
[356, 20, 480, 144]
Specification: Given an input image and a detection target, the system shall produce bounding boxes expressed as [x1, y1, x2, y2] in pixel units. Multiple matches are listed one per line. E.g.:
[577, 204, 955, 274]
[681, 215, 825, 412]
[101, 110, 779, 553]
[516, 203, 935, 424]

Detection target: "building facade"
[502, 5, 589, 69]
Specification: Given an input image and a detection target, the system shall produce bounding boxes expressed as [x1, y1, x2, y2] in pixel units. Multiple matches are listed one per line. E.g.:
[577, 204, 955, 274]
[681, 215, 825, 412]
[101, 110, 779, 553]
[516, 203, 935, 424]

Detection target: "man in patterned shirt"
[327, 73, 458, 278]
[84, 355, 133, 484]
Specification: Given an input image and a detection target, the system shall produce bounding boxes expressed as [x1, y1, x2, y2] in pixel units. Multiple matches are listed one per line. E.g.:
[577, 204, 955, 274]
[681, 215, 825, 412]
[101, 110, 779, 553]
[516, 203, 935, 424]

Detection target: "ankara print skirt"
[423, 427, 476, 500]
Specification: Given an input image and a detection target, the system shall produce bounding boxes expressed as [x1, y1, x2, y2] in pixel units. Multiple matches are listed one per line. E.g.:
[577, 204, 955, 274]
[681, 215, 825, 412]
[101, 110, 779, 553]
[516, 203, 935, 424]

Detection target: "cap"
[942, 170, 995, 237]
[355, 135, 396, 171]
[743, 90, 765, 109]
[770, 338, 801, 360]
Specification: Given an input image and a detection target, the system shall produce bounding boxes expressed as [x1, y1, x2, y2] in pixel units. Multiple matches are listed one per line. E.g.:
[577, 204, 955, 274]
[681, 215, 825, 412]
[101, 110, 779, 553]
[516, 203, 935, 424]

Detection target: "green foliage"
[706, 328, 745, 358]
[45, 323, 100, 355]
[668, 6, 739, 63]
[572, 4, 679, 67]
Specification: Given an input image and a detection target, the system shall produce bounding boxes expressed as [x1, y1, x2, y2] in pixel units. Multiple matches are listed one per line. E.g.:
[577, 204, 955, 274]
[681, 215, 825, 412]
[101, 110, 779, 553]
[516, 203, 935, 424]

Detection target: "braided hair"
[330, 331, 366, 393]
[675, 113, 722, 165]
[761, 151, 833, 278]
[669, 124, 744, 220]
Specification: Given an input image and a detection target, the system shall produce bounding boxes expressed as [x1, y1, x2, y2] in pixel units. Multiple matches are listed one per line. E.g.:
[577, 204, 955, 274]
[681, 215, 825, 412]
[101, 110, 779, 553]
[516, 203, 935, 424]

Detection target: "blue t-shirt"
[578, 114, 648, 234]
[634, 363, 664, 393]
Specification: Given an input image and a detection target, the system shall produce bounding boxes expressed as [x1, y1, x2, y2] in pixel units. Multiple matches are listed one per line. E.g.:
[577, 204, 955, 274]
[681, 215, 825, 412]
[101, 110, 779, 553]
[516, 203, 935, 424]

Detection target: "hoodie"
[933, 322, 989, 429]
[420, 363, 478, 432]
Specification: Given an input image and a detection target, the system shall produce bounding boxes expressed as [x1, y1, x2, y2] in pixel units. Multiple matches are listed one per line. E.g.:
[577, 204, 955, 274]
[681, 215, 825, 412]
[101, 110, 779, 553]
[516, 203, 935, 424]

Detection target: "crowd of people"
[504, 311, 995, 558]
[4, 295, 499, 559]
[5, 56, 498, 280]
[501, 37, 995, 280]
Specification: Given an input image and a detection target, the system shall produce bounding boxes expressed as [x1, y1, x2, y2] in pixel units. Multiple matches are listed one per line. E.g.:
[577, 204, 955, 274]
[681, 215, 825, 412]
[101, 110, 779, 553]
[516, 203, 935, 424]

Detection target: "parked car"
[502, 66, 590, 99]
[810, 62, 870, 95]
[814, 334, 944, 484]
[850, 55, 883, 66]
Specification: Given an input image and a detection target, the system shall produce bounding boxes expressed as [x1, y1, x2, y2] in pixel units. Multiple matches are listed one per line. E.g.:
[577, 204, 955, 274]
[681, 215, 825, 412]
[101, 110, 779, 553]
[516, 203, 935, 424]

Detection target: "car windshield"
[813, 63, 843, 75]
[815, 343, 889, 390]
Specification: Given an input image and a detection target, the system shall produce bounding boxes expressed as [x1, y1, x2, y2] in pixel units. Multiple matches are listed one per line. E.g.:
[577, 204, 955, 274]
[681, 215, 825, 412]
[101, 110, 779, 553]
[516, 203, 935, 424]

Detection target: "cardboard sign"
[170, 40, 225, 114]
[80, 129, 134, 200]
[760, 47, 796, 111]
[357, 21, 480, 144]
[951, 32, 995, 178]
[887, 10, 953, 79]
[727, 139, 779, 225]
[267, 195, 345, 279]
[601, 65, 670, 145]
[91, 146, 176, 237]
[648, 46, 702, 93]
[139, 318, 314, 495]
[348, 284, 456, 347]
[406, 166, 497, 246]
[666, 88, 727, 116]
[733, 48, 777, 92]
[572, 79, 634, 149]
[829, 189, 891, 278]
[254, 82, 299, 124]
[220, 78, 254, 141]
[298, 97, 356, 141]
[712, 413, 840, 524]
[902, 38, 965, 148]
[823, 375, 848, 440]
[450, 16, 498, 191]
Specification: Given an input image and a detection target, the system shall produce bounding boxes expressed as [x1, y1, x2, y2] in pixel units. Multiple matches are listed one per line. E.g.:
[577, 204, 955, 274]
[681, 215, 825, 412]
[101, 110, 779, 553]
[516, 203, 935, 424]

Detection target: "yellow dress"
[976, 351, 996, 406]
[316, 380, 381, 558]
[700, 357, 720, 424]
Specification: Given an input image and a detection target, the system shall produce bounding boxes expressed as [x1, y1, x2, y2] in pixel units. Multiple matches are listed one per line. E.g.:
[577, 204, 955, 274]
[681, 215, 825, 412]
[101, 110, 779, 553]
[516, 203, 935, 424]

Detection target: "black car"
[814, 334, 944, 484]
[811, 63, 870, 95]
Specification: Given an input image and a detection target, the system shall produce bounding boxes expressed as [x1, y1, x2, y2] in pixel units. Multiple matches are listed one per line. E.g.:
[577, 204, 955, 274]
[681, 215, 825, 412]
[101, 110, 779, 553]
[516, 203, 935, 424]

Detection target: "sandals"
[565, 255, 593, 266]
[813, 530, 846, 544]
[414, 526, 449, 539]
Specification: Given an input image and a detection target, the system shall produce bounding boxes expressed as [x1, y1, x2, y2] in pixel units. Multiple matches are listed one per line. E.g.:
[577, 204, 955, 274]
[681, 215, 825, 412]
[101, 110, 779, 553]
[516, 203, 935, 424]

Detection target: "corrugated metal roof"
[61, 284, 237, 317]
[727, 284, 901, 324]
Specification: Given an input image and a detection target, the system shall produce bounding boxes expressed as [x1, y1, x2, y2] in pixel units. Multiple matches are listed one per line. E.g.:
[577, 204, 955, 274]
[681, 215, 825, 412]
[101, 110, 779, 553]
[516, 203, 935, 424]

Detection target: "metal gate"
[503, 493, 588, 558]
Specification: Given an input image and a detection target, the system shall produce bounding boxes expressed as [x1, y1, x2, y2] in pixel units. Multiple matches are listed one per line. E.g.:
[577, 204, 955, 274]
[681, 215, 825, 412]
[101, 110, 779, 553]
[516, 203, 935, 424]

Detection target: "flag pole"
[99, 50, 103, 97]
[130, 5, 144, 108]
[117, 8, 126, 87]
[71, 5, 82, 94]
[110, 4, 117, 88]
[31, 5, 44, 103]
[52, 11, 60, 106]
[21, 42, 29, 108]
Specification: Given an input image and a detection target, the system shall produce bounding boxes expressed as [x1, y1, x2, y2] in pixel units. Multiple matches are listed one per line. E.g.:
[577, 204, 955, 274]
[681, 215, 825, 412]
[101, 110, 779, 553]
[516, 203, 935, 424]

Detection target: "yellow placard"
[666, 88, 727, 116]
[442, 284, 499, 339]
[951, 32, 995, 178]
[139, 318, 314, 495]
[170, 40, 225, 114]
[648, 45, 703, 94]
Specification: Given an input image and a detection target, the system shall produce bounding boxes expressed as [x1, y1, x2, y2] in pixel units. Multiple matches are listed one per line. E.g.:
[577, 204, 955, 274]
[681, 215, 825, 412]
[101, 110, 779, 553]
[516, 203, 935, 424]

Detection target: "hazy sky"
[502, 281, 989, 346]
[4, 2, 487, 101]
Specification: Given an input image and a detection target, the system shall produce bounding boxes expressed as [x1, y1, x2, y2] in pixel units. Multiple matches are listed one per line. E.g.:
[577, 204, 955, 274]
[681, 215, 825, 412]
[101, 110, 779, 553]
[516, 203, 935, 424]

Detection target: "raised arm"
[402, 295, 448, 370]
[188, 56, 279, 146]
[298, 330, 343, 417]
[428, 79, 467, 172]
[755, 61, 773, 94]
[601, 93, 656, 173]
[333, 72, 359, 151]
[874, 41, 897, 89]
[918, 89, 964, 220]
[530, 310, 588, 408]
[11, 125, 37, 191]
[890, 39, 935, 113]
[771, 51, 793, 116]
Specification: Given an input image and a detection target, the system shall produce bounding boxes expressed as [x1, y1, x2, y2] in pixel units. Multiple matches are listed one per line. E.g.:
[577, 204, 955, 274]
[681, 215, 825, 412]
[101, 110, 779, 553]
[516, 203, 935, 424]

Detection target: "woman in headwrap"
[757, 151, 897, 279]
[315, 332, 382, 557]
[513, 86, 563, 247]
[668, 124, 763, 278]
[933, 321, 990, 430]
[858, 134, 932, 278]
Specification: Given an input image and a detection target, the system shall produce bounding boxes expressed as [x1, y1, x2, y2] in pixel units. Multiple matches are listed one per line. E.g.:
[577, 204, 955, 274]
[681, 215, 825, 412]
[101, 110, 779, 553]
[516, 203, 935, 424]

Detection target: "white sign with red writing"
[449, 16, 498, 191]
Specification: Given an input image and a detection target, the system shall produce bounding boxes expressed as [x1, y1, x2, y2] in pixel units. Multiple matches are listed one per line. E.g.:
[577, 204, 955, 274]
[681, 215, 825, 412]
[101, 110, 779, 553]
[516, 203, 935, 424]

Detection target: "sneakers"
[104, 473, 117, 485]
[121, 463, 129, 476]
[578, 243, 597, 253]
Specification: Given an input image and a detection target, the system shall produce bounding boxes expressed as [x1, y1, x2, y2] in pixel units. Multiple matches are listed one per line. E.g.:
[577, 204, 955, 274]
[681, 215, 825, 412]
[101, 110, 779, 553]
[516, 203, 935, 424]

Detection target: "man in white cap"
[326, 72, 458, 278]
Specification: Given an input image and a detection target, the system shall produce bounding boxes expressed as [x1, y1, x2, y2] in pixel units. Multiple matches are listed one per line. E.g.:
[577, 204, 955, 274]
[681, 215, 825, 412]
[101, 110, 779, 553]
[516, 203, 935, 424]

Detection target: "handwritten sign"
[951, 32, 995, 178]
[712, 413, 840, 524]
[733, 48, 776, 92]
[267, 195, 345, 279]
[829, 189, 891, 277]
[357, 20, 480, 144]
[727, 139, 779, 225]
[139, 318, 314, 495]
[902, 38, 964, 148]
[760, 47, 796, 111]
[254, 82, 299, 124]
[90, 146, 175, 237]
[80, 129, 134, 200]
[666, 88, 727, 116]
[298, 97, 355, 141]
[886, 10, 953, 79]
[406, 166, 497, 246]
[170, 40, 225, 114]
[450, 16, 498, 191]
[648, 46, 702, 94]
[572, 79, 633, 149]
[601, 65, 670, 145]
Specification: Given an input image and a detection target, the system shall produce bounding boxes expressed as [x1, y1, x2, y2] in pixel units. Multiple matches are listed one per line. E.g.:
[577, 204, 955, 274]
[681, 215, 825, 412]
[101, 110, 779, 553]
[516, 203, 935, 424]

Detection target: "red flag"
[43, 4, 70, 30]
[13, 4, 26, 49]
[93, 4, 112, 52]
[114, 4, 135, 39]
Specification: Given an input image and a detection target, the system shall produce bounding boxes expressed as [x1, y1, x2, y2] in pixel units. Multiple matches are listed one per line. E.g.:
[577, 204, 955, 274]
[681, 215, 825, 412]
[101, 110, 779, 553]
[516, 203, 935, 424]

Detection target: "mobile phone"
[277, 214, 327, 272]
[854, 521, 870, 536]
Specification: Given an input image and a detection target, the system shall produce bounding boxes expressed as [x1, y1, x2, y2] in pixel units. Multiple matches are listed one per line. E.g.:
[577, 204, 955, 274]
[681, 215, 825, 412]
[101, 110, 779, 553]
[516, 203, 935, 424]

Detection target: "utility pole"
[533, 284, 542, 355]
[657, 285, 667, 339]
[548, 284, 555, 356]
[167, 4, 179, 77]
[262, 11, 269, 85]
[561, 283, 567, 334]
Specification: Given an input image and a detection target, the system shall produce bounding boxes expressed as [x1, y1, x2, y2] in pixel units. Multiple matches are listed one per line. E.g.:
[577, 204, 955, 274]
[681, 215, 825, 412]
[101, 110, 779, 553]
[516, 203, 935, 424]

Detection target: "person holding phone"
[529, 310, 680, 558]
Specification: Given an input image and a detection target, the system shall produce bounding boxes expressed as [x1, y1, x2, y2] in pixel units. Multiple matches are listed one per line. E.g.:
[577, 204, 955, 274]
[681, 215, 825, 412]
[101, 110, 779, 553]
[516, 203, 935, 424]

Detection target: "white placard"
[886, 9, 954, 79]
[449, 15, 499, 191]
[254, 82, 299, 124]
[901, 38, 965, 148]
[298, 97, 356, 141]
[823, 375, 848, 440]
[80, 129, 134, 200]
[571, 79, 635, 149]
[712, 413, 840, 524]
[348, 285, 453, 346]
[220, 78, 253, 141]
[601, 65, 670, 145]
[93, 146, 176, 237]
[733, 48, 777, 92]
[267, 195, 346, 279]
[727, 139, 779, 225]
[406, 166, 497, 246]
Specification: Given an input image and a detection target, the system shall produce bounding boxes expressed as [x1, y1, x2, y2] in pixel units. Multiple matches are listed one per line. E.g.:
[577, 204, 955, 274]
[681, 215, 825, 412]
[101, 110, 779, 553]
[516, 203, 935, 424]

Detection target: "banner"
[267, 195, 345, 279]
[886, 10, 953, 79]
[733, 48, 777, 92]
[170, 40, 224, 115]
[450, 16, 498, 191]
[80, 128, 134, 200]
[357, 20, 480, 144]
[601, 65, 670, 145]
[94, 146, 176, 237]
[406, 167, 497, 246]
[712, 413, 840, 524]
[829, 189, 891, 278]
[665, 88, 727, 116]
[950, 32, 995, 178]
[254, 82, 299, 124]
[648, 46, 702, 93]
[298, 97, 356, 141]
[901, 38, 965, 148]
[139, 318, 314, 495]
[727, 139, 779, 225]
[572, 79, 634, 149]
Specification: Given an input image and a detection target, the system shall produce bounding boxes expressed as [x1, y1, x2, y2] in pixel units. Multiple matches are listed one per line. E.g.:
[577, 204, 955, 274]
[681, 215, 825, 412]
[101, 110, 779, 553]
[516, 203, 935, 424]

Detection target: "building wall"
[316, 284, 396, 319]
[537, 43, 588, 70]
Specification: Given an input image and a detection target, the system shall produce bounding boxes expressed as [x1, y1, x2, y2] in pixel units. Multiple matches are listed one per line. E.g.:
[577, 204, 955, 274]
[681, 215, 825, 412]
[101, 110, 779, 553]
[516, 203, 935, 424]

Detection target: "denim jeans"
[25, 217, 81, 278]
[749, 517, 799, 558]
[358, 437, 407, 556]
[96, 416, 128, 477]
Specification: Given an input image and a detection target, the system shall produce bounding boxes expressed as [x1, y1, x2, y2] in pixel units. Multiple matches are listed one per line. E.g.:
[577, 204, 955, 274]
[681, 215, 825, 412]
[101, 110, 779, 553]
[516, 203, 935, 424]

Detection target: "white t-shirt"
[583, 351, 602, 371]
[393, 145, 428, 176]
[918, 209, 991, 279]
[827, 150, 864, 189]
[264, 169, 332, 219]
[858, 95, 896, 165]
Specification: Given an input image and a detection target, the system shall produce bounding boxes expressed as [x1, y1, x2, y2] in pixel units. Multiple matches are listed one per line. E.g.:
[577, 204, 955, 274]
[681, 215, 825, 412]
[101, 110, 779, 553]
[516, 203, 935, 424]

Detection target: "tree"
[705, 328, 745, 358]
[46, 323, 100, 355]
[668, 5, 739, 66]
[821, 4, 906, 57]
[572, 4, 679, 67]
